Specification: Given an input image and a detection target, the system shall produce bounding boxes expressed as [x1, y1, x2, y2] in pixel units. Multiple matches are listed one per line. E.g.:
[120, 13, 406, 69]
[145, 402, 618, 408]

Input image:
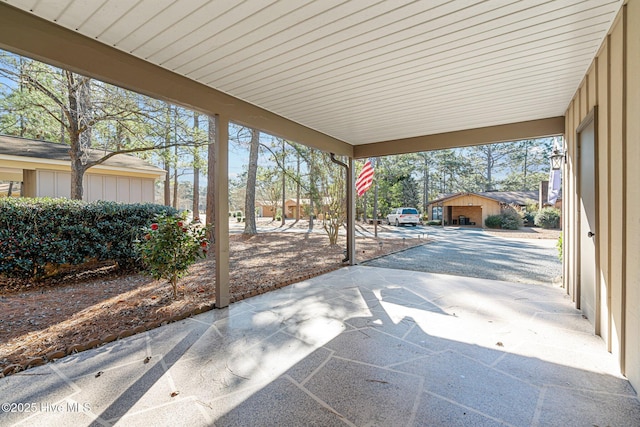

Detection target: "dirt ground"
[483, 227, 561, 240]
[0, 221, 421, 374]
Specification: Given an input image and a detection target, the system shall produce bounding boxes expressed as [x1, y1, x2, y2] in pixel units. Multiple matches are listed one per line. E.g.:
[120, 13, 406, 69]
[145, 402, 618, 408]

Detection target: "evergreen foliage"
[0, 198, 176, 280]
[535, 207, 561, 229]
[484, 207, 524, 230]
[484, 215, 503, 229]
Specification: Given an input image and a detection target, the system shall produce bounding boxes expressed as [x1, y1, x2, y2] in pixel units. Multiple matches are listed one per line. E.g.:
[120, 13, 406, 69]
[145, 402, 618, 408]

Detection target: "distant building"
[427, 190, 559, 227]
[0, 135, 166, 203]
[256, 198, 333, 219]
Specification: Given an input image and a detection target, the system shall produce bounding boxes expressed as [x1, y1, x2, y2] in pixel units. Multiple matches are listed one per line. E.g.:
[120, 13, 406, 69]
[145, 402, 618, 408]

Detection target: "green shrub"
[557, 232, 563, 260]
[522, 211, 536, 226]
[136, 212, 209, 298]
[485, 208, 523, 230]
[0, 197, 176, 280]
[426, 220, 442, 226]
[535, 207, 561, 229]
[485, 215, 502, 229]
[500, 206, 524, 230]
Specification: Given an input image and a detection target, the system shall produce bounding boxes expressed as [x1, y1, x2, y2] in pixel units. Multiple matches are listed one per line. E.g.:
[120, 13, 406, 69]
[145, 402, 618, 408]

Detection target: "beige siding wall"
[22, 170, 36, 198]
[441, 195, 501, 227]
[37, 170, 71, 198]
[597, 43, 611, 350]
[624, 0, 640, 389]
[564, 3, 639, 389]
[86, 174, 155, 203]
[35, 170, 156, 203]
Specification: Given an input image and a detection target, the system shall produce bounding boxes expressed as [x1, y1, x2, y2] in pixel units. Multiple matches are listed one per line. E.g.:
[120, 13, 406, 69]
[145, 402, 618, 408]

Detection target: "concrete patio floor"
[1, 266, 639, 426]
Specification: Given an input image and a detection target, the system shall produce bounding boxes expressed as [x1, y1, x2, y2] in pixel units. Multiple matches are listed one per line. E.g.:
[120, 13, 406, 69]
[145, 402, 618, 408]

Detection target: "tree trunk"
[66, 71, 87, 200]
[244, 128, 259, 235]
[164, 162, 171, 206]
[173, 166, 178, 208]
[281, 138, 286, 226]
[522, 140, 529, 191]
[163, 104, 172, 206]
[373, 179, 379, 237]
[19, 57, 25, 137]
[205, 115, 216, 243]
[362, 192, 367, 222]
[192, 112, 200, 219]
[424, 156, 430, 214]
[172, 106, 178, 208]
[295, 151, 301, 221]
[70, 157, 87, 200]
[308, 150, 315, 231]
[171, 274, 178, 298]
[486, 145, 493, 191]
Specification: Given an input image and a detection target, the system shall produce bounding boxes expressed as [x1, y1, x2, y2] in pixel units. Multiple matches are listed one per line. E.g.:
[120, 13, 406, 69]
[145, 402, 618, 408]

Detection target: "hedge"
[0, 198, 177, 280]
[535, 207, 561, 229]
[484, 208, 524, 230]
[484, 215, 502, 229]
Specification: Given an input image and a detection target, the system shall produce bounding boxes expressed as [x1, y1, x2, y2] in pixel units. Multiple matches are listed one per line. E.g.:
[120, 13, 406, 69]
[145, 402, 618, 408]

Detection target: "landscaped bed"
[0, 228, 422, 375]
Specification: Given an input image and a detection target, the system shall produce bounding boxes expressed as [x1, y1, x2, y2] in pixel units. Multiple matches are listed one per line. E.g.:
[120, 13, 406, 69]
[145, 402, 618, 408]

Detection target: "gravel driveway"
[363, 227, 562, 286]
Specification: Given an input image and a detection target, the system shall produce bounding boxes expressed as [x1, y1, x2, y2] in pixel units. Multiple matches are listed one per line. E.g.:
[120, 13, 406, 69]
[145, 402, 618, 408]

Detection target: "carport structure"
[0, 0, 638, 398]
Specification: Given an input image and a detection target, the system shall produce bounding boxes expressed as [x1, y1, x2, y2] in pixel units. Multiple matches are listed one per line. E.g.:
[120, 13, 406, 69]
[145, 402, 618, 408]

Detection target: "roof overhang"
[355, 116, 564, 158]
[0, 153, 166, 180]
[0, 1, 624, 156]
[0, 3, 352, 157]
[429, 192, 503, 206]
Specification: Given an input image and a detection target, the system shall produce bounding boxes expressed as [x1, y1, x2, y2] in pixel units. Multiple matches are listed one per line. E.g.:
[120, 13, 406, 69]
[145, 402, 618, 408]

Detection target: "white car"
[387, 207, 420, 226]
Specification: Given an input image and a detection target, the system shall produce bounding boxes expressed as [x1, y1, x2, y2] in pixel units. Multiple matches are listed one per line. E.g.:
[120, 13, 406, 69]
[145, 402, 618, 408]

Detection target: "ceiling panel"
[4, 0, 623, 145]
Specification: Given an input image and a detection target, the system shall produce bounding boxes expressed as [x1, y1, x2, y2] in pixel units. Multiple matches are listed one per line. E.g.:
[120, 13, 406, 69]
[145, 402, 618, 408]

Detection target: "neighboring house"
[0, 135, 166, 203]
[256, 199, 304, 218]
[256, 198, 332, 219]
[427, 190, 538, 227]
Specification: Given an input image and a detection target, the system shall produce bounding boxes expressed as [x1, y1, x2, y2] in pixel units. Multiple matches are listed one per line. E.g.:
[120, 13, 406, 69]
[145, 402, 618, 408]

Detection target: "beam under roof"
[354, 117, 565, 159]
[0, 3, 352, 157]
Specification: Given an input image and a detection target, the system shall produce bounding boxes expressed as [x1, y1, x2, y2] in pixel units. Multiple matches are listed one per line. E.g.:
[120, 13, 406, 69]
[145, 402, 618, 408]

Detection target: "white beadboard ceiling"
[5, 0, 622, 145]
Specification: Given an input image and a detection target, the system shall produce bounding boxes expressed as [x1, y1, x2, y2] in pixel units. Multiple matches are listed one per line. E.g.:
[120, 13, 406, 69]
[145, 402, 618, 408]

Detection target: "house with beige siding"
[0, 135, 166, 203]
[428, 191, 538, 227]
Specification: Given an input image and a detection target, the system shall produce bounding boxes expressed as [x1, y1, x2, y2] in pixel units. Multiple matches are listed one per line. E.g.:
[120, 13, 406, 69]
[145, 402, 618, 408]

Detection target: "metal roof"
[2, 0, 622, 147]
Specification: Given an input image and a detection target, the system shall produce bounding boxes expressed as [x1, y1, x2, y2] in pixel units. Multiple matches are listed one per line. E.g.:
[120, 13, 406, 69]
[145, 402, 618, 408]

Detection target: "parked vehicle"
[386, 207, 420, 226]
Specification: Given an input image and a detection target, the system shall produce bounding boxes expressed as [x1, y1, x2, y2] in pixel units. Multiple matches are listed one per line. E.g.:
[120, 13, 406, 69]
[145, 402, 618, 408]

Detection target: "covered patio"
[0, 0, 639, 413]
[2, 266, 638, 426]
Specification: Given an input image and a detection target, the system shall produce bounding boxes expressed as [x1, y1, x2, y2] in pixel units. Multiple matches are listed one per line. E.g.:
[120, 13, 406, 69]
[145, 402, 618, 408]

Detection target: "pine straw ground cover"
[0, 225, 423, 375]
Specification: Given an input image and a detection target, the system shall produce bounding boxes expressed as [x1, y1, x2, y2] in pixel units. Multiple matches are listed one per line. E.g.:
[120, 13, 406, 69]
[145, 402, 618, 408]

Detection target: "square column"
[214, 115, 230, 308]
[347, 157, 356, 265]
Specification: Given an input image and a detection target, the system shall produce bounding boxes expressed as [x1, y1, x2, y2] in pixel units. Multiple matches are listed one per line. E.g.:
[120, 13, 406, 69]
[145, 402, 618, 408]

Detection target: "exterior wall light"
[549, 148, 565, 170]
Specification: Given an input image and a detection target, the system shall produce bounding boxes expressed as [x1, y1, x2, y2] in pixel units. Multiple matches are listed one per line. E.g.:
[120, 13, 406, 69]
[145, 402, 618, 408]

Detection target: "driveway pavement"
[363, 227, 562, 286]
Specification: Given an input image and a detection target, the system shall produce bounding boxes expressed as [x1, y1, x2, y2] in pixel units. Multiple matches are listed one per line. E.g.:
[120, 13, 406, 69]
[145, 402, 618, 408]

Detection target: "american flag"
[355, 159, 375, 196]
